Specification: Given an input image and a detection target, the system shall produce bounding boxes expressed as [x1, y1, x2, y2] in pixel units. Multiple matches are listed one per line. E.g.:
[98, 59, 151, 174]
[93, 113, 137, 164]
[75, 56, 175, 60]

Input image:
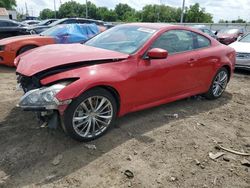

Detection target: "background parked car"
[34, 19, 58, 26]
[0, 19, 29, 39]
[229, 32, 250, 70]
[21, 20, 41, 25]
[27, 18, 106, 34]
[0, 24, 100, 67]
[217, 28, 245, 45]
[192, 25, 218, 40]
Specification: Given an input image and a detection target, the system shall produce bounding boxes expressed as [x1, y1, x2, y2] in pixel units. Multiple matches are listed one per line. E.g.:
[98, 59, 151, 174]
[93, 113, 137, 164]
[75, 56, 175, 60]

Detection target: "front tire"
[63, 88, 117, 142]
[204, 67, 229, 100]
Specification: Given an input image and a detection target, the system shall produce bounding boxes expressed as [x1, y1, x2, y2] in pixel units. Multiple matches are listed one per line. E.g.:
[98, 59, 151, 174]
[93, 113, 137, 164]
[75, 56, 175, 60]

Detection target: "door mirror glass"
[147, 48, 168, 59]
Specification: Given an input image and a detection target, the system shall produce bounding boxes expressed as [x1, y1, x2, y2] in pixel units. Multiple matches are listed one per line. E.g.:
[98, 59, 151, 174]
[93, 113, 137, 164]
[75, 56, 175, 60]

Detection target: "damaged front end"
[17, 74, 72, 128]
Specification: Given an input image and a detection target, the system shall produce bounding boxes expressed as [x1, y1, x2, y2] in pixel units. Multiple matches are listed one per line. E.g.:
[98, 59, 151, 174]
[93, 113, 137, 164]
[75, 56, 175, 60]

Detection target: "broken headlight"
[18, 82, 71, 110]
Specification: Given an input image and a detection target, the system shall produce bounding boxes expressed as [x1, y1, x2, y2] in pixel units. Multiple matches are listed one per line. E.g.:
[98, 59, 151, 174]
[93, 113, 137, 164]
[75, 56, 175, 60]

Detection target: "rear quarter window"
[196, 34, 211, 48]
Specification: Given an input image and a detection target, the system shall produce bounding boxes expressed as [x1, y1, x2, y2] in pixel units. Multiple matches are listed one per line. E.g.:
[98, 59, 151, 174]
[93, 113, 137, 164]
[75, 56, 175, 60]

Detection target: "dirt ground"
[0, 65, 249, 188]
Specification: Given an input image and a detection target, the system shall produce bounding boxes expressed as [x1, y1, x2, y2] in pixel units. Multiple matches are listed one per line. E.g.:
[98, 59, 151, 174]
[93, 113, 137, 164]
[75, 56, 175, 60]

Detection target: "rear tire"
[63, 88, 117, 142]
[204, 67, 229, 100]
[17, 45, 38, 56]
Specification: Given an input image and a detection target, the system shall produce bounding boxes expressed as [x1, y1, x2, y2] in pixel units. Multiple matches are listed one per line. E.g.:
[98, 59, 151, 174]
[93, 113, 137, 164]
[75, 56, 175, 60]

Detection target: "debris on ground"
[209, 152, 224, 160]
[133, 150, 138, 155]
[170, 176, 177, 182]
[241, 159, 250, 167]
[194, 159, 200, 165]
[223, 155, 236, 162]
[124, 170, 134, 179]
[215, 145, 250, 156]
[164, 113, 179, 118]
[126, 155, 132, 161]
[51, 154, 63, 166]
[40, 122, 48, 128]
[128, 181, 132, 187]
[0, 171, 9, 184]
[84, 144, 97, 150]
[196, 122, 205, 126]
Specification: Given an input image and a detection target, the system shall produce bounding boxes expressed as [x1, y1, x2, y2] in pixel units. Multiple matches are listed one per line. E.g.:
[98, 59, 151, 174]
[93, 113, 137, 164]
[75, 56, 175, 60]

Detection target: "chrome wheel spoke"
[72, 96, 113, 138]
[83, 119, 92, 137]
[95, 117, 109, 126]
[212, 71, 228, 97]
[95, 98, 106, 112]
[96, 114, 112, 119]
[73, 115, 88, 122]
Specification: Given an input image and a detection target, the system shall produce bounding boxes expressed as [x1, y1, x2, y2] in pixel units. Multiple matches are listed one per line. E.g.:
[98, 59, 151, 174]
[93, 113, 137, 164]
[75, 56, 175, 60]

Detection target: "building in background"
[0, 8, 17, 20]
[0, 8, 9, 19]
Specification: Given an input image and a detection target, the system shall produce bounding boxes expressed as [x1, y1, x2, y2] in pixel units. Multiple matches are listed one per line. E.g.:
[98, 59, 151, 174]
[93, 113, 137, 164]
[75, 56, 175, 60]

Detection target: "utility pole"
[180, 0, 185, 23]
[25, 2, 28, 16]
[54, 0, 57, 18]
[85, 0, 88, 18]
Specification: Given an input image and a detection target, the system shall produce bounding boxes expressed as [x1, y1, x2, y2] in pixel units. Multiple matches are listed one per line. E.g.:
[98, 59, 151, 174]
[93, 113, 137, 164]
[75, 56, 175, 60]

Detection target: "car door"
[135, 29, 200, 105]
[190, 32, 215, 88]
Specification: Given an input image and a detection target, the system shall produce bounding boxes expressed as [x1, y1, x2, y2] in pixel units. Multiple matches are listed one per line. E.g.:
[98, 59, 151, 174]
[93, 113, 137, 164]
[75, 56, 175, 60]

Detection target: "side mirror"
[147, 48, 168, 59]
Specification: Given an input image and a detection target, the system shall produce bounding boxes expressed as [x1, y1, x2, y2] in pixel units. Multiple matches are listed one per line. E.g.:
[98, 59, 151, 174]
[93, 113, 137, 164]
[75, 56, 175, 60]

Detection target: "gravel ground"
[0, 65, 249, 188]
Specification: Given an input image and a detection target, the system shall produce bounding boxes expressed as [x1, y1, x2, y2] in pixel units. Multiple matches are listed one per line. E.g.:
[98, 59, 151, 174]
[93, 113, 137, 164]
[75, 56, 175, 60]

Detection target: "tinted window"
[195, 33, 211, 48]
[78, 19, 90, 24]
[0, 21, 9, 27]
[62, 19, 77, 24]
[151, 30, 195, 54]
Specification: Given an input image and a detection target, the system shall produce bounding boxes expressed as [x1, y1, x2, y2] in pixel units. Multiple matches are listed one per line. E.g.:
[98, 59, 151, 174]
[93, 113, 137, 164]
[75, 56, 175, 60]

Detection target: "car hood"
[16, 44, 129, 76]
[229, 41, 250, 53]
[0, 35, 53, 45]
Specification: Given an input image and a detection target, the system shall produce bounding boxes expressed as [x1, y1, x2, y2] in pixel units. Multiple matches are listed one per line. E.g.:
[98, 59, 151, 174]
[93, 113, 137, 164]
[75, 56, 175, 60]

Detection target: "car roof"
[124, 23, 174, 30]
[122, 23, 202, 32]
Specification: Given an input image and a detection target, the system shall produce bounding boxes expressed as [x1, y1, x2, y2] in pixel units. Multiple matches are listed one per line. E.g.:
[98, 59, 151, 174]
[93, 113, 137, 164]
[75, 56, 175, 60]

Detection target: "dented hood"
[16, 44, 129, 76]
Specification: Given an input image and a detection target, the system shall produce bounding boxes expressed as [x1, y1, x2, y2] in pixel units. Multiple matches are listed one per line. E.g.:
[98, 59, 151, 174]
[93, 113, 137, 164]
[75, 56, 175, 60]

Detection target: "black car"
[192, 25, 218, 40]
[0, 19, 29, 39]
[28, 18, 105, 34]
[35, 19, 58, 26]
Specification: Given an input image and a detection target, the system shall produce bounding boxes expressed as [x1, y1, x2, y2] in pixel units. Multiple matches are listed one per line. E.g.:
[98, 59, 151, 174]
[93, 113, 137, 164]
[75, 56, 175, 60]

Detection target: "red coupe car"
[16, 23, 236, 141]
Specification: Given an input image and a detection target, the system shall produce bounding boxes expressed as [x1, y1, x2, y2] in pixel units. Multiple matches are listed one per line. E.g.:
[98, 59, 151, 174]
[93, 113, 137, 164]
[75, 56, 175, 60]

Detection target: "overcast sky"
[16, 0, 250, 23]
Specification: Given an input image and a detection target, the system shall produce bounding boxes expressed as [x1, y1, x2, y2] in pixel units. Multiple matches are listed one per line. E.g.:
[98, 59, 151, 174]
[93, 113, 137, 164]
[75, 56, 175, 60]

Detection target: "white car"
[229, 33, 250, 70]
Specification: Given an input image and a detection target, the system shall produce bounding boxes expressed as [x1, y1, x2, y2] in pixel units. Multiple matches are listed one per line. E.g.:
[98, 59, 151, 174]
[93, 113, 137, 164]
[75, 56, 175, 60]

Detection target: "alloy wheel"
[72, 96, 113, 138]
[212, 70, 228, 97]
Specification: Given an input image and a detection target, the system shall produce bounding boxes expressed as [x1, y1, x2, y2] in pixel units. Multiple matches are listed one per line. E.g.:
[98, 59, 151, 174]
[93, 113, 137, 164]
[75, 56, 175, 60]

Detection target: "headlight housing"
[18, 82, 71, 110]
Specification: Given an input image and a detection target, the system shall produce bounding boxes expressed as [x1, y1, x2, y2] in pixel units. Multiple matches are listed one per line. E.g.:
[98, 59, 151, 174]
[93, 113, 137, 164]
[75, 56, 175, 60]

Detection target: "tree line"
[39, 1, 213, 23]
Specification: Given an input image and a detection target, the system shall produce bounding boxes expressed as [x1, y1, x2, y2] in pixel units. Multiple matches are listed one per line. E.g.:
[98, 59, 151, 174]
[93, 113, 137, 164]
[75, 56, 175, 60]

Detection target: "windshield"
[85, 25, 156, 54]
[218, 29, 239, 34]
[49, 19, 65, 27]
[37, 20, 49, 25]
[239, 33, 250, 42]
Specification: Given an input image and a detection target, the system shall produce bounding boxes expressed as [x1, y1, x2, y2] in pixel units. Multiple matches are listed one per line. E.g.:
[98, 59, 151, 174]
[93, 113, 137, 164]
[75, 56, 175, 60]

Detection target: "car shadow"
[0, 90, 233, 187]
[0, 65, 15, 73]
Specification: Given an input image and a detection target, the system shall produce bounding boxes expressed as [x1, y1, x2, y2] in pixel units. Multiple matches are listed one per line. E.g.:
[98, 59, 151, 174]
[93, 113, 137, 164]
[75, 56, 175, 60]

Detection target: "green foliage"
[39, 8, 55, 19]
[58, 1, 85, 18]
[219, 18, 246, 23]
[141, 5, 181, 22]
[39, 1, 213, 23]
[0, 0, 16, 9]
[184, 3, 213, 23]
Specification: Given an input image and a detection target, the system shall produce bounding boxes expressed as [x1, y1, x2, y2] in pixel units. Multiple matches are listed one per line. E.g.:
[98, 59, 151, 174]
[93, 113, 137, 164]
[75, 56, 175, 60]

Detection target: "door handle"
[187, 58, 197, 64]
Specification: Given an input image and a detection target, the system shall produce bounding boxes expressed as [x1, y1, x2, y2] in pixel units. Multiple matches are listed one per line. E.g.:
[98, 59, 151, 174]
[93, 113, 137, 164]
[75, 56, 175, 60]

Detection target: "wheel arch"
[221, 64, 231, 81]
[80, 85, 121, 115]
[16, 44, 39, 56]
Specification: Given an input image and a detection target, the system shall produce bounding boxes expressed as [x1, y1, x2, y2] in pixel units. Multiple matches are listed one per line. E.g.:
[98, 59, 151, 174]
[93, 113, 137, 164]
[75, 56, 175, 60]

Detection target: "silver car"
[229, 33, 250, 70]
